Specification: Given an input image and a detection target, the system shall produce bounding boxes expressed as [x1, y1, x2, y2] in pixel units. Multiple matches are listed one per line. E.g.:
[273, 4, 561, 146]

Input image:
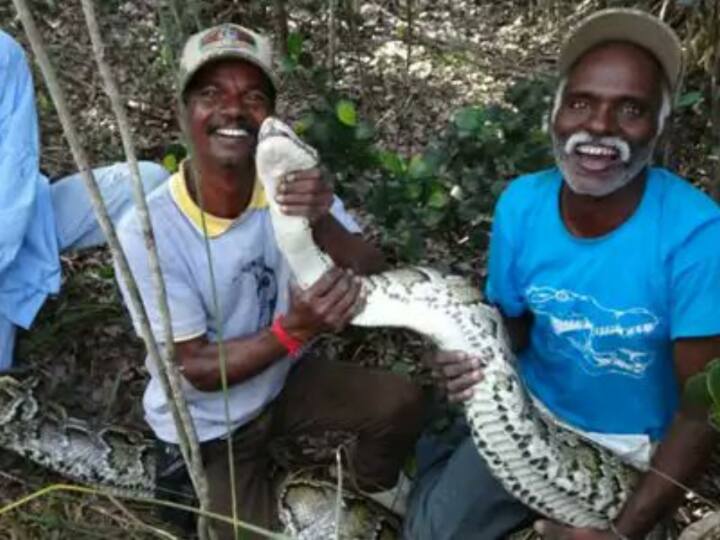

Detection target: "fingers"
[276, 169, 333, 219]
[298, 268, 364, 332]
[426, 350, 483, 403]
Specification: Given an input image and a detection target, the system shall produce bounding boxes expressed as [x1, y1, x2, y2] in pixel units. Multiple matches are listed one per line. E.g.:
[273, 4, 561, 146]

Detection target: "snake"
[0, 115, 710, 537]
[254, 116, 640, 530]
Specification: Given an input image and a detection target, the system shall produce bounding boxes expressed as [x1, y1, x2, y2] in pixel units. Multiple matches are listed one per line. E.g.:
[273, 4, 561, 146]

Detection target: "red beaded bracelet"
[271, 315, 304, 358]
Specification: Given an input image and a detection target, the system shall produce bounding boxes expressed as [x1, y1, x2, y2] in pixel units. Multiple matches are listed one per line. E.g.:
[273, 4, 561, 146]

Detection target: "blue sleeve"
[670, 219, 720, 339]
[484, 188, 526, 317]
[117, 216, 207, 343]
[0, 32, 42, 274]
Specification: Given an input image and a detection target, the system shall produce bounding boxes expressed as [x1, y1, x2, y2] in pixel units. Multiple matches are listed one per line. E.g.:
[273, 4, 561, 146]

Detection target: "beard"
[551, 130, 657, 197]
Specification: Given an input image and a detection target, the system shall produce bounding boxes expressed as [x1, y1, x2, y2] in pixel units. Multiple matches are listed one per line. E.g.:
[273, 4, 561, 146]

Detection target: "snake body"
[255, 116, 639, 529]
[0, 117, 663, 535]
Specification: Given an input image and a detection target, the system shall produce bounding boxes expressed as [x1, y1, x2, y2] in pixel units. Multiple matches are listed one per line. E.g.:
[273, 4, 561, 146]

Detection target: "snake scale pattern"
[2, 116, 715, 537]
[255, 117, 639, 530]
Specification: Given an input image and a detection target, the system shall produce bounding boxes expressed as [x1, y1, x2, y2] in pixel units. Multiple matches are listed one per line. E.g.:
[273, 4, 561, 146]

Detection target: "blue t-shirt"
[485, 167, 720, 441]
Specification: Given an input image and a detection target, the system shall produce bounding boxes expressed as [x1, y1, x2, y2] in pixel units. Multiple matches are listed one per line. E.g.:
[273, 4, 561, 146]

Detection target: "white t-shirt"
[117, 165, 360, 443]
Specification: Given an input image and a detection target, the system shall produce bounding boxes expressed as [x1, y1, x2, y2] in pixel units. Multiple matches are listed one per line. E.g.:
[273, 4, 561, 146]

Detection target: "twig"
[327, 0, 337, 80]
[334, 447, 343, 540]
[105, 495, 178, 540]
[78, 1, 214, 538]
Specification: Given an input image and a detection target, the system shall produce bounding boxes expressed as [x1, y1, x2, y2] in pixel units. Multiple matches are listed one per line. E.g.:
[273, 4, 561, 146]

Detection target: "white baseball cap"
[558, 8, 684, 93]
[178, 23, 278, 98]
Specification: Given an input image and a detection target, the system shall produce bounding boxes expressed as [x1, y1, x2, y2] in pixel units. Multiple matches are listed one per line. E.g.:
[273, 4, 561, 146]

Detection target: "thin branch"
[78, 1, 214, 538]
[327, 0, 337, 80]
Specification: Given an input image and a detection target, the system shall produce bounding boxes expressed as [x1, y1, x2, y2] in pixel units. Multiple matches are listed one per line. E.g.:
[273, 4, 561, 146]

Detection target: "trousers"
[157, 355, 426, 540]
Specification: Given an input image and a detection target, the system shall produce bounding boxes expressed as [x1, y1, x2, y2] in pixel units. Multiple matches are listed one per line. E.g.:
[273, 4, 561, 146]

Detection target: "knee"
[381, 377, 426, 433]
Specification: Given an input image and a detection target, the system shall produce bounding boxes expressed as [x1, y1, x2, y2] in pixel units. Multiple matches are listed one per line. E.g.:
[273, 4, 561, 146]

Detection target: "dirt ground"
[0, 0, 716, 538]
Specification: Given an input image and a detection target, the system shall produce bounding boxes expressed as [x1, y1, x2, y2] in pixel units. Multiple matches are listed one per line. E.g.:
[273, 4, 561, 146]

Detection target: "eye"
[195, 86, 219, 101]
[565, 97, 589, 111]
[619, 101, 644, 118]
[243, 90, 271, 108]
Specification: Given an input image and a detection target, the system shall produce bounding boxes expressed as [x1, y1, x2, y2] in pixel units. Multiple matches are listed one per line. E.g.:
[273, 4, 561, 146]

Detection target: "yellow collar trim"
[170, 162, 268, 237]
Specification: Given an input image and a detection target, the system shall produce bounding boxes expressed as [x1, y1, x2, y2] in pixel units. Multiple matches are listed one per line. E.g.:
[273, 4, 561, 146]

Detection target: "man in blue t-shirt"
[405, 9, 720, 540]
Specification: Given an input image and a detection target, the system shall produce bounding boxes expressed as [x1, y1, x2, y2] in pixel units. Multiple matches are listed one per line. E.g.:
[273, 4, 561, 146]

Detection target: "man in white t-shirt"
[117, 24, 424, 538]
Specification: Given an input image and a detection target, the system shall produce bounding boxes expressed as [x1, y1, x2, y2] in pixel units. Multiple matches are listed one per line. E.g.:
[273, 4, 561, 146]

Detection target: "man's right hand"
[282, 267, 364, 342]
[425, 350, 483, 403]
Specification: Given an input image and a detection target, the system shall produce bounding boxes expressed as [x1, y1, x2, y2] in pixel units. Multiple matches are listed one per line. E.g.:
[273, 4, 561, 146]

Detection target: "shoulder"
[649, 168, 720, 255]
[494, 167, 561, 219]
[0, 31, 27, 68]
[117, 181, 176, 249]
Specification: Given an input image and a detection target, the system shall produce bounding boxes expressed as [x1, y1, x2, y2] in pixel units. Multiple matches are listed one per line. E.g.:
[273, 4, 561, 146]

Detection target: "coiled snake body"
[255, 117, 638, 530]
[0, 117, 652, 537]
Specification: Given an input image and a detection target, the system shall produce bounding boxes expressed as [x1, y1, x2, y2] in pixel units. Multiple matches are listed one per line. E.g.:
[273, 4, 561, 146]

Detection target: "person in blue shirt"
[404, 9, 720, 540]
[0, 30, 169, 370]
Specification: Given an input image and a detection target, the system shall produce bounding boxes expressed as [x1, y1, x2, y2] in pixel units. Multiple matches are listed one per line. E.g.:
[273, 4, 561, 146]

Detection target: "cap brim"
[558, 9, 683, 92]
[178, 48, 279, 98]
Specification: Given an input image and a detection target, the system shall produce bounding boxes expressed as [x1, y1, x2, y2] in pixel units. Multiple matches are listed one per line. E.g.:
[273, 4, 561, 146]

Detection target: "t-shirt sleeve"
[670, 219, 720, 339]
[117, 216, 206, 343]
[329, 195, 361, 234]
[484, 188, 526, 317]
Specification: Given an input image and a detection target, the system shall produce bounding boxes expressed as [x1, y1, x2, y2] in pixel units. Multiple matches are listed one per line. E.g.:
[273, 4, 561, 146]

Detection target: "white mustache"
[563, 131, 631, 163]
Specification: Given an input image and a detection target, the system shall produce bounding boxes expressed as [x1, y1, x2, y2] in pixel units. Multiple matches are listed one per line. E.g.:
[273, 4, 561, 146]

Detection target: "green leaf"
[706, 358, 720, 406]
[676, 91, 703, 108]
[162, 153, 179, 173]
[378, 151, 406, 176]
[408, 155, 433, 179]
[336, 100, 358, 127]
[427, 186, 449, 209]
[287, 32, 304, 60]
[355, 121, 375, 141]
[453, 107, 484, 132]
[684, 371, 713, 408]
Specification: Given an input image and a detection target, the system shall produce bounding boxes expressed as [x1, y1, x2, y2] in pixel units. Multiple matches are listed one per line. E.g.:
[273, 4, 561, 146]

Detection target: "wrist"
[609, 522, 632, 540]
[270, 315, 305, 358]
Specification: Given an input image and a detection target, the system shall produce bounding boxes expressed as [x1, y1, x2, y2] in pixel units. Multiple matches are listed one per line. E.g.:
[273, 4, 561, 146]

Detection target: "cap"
[558, 8, 684, 93]
[177, 23, 278, 98]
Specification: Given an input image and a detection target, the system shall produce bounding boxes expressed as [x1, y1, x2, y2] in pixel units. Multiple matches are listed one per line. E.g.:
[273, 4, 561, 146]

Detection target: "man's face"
[552, 42, 664, 197]
[183, 59, 274, 169]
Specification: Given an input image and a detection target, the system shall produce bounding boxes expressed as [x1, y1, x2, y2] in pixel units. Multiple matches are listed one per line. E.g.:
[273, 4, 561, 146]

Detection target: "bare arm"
[177, 267, 362, 391]
[537, 336, 720, 540]
[275, 168, 387, 276]
[312, 213, 387, 275]
[610, 336, 720, 538]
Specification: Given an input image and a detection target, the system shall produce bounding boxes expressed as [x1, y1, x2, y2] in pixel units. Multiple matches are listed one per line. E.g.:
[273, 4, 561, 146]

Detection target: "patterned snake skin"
[2, 116, 716, 538]
[255, 117, 639, 529]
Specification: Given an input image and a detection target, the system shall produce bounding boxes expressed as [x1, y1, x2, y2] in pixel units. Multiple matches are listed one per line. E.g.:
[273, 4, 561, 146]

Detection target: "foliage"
[683, 359, 720, 429]
[282, 30, 555, 262]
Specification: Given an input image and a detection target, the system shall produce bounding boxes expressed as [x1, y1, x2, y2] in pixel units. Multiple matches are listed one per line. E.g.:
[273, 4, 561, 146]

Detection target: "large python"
[0, 116, 700, 536]
[254, 117, 639, 530]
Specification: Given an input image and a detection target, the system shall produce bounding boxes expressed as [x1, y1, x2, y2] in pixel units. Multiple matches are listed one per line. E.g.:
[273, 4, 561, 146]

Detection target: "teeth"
[575, 144, 617, 158]
[216, 128, 249, 137]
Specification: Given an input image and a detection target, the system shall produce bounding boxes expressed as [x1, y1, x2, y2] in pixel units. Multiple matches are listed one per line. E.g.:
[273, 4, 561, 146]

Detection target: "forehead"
[565, 42, 663, 99]
[189, 58, 267, 88]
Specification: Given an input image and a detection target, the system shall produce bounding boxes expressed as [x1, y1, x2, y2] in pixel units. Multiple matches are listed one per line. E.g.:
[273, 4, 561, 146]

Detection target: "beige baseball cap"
[177, 23, 278, 98]
[558, 8, 684, 93]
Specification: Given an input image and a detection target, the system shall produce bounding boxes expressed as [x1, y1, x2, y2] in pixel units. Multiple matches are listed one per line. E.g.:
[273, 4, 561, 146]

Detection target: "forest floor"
[0, 0, 714, 538]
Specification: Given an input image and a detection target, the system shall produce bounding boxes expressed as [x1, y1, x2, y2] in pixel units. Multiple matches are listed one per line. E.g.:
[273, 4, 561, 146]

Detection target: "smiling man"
[406, 9, 720, 540]
[116, 24, 423, 539]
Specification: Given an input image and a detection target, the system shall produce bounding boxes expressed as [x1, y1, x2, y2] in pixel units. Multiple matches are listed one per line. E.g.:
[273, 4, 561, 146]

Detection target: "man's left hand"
[275, 168, 333, 223]
[534, 520, 617, 540]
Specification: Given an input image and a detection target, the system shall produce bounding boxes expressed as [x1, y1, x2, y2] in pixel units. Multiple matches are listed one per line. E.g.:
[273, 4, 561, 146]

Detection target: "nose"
[586, 102, 616, 136]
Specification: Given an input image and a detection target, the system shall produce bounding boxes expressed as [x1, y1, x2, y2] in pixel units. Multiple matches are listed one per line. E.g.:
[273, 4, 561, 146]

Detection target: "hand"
[534, 520, 618, 540]
[424, 350, 483, 403]
[275, 167, 333, 223]
[282, 267, 364, 341]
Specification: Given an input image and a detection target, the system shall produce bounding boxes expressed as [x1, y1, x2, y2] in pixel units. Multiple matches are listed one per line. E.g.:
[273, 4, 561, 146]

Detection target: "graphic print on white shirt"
[526, 286, 660, 378]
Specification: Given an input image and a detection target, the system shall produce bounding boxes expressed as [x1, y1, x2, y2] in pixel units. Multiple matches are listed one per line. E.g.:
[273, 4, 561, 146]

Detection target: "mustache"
[561, 131, 631, 163]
